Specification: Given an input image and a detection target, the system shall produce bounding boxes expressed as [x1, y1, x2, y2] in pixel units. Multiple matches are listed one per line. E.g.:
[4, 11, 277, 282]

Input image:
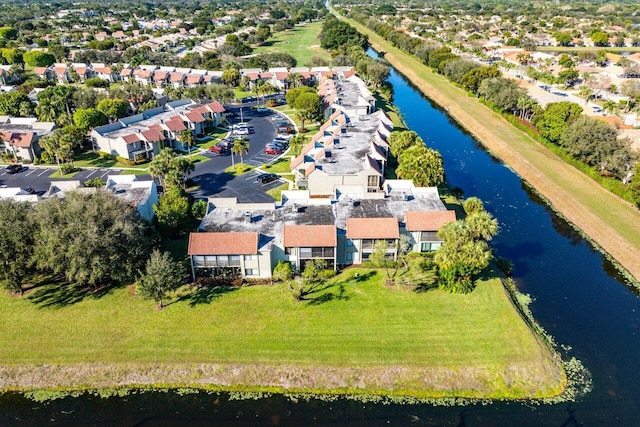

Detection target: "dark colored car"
[256, 173, 278, 184]
[5, 164, 24, 174]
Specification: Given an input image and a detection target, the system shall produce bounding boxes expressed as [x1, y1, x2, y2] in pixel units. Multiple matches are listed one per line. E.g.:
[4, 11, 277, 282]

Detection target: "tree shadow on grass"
[176, 286, 239, 307]
[304, 271, 376, 306]
[26, 277, 125, 309]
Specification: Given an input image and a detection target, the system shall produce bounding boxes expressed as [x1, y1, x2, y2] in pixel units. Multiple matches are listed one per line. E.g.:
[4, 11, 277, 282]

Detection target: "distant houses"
[0, 117, 56, 162]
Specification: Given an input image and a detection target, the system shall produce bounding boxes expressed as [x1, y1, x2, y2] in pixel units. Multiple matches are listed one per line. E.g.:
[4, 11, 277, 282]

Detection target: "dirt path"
[345, 18, 640, 283]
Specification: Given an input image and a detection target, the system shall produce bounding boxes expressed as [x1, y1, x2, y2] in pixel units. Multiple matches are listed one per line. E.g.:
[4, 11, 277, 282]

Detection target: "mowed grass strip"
[0, 269, 562, 397]
[339, 14, 640, 282]
[254, 22, 328, 66]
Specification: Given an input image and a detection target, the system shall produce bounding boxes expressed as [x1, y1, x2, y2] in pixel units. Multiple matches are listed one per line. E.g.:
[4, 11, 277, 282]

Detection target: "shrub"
[59, 163, 76, 175]
[98, 152, 116, 161]
[191, 199, 208, 219]
[272, 261, 293, 282]
[84, 77, 110, 89]
[84, 177, 105, 188]
[116, 156, 135, 166]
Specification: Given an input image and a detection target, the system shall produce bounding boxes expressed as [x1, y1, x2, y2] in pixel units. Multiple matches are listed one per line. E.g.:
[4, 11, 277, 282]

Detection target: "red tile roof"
[301, 141, 316, 155]
[53, 67, 67, 75]
[405, 210, 457, 232]
[343, 70, 355, 78]
[169, 72, 184, 82]
[191, 106, 210, 115]
[206, 101, 225, 113]
[93, 67, 111, 74]
[121, 68, 133, 76]
[188, 232, 258, 255]
[122, 133, 141, 144]
[75, 67, 87, 75]
[133, 69, 151, 78]
[141, 128, 164, 143]
[304, 163, 315, 176]
[34, 67, 48, 75]
[283, 225, 337, 247]
[275, 72, 288, 80]
[184, 111, 205, 123]
[246, 72, 259, 81]
[153, 70, 168, 80]
[1, 132, 34, 148]
[346, 218, 399, 239]
[186, 74, 202, 84]
[164, 118, 187, 132]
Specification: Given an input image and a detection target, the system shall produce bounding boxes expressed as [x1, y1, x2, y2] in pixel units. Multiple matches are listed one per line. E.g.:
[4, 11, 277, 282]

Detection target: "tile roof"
[206, 101, 225, 113]
[405, 210, 457, 232]
[346, 217, 399, 239]
[34, 67, 48, 75]
[121, 68, 133, 76]
[76, 67, 87, 75]
[169, 72, 184, 82]
[93, 67, 111, 74]
[291, 154, 304, 169]
[122, 133, 141, 144]
[134, 69, 151, 78]
[164, 118, 187, 132]
[275, 72, 288, 80]
[186, 74, 202, 84]
[184, 111, 205, 123]
[153, 70, 168, 80]
[2, 132, 34, 148]
[53, 67, 67, 75]
[141, 128, 164, 142]
[188, 232, 258, 255]
[283, 225, 337, 247]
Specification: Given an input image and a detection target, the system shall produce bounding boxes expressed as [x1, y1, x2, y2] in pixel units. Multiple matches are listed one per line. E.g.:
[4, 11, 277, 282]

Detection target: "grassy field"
[338, 13, 640, 283]
[0, 268, 563, 398]
[254, 22, 328, 66]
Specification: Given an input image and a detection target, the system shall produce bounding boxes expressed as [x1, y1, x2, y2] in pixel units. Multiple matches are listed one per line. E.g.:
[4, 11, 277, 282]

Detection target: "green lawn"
[196, 128, 229, 150]
[73, 152, 149, 170]
[266, 182, 289, 201]
[262, 157, 291, 174]
[0, 268, 562, 398]
[254, 22, 329, 66]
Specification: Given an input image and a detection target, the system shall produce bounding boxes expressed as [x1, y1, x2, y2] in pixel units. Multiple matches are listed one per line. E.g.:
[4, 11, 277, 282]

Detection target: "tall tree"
[137, 250, 184, 309]
[179, 130, 195, 157]
[32, 190, 152, 288]
[154, 186, 190, 234]
[0, 200, 35, 295]
[396, 145, 445, 187]
[232, 136, 250, 169]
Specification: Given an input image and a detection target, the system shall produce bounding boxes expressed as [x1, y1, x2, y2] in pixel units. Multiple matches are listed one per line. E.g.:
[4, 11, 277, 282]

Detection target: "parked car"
[233, 127, 249, 135]
[209, 143, 229, 154]
[255, 107, 269, 113]
[264, 147, 282, 155]
[256, 173, 278, 184]
[5, 164, 24, 174]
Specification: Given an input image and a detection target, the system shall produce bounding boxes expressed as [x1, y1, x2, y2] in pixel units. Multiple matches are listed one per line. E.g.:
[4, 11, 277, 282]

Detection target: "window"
[421, 242, 442, 252]
[367, 175, 378, 187]
[245, 268, 257, 276]
[299, 247, 312, 258]
[244, 254, 257, 262]
[420, 231, 439, 242]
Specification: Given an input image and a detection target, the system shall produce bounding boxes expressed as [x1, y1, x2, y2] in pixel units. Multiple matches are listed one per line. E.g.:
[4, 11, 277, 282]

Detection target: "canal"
[2, 54, 640, 426]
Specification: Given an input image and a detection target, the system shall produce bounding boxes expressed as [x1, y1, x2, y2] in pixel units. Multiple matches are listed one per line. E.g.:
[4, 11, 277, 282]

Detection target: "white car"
[234, 127, 249, 135]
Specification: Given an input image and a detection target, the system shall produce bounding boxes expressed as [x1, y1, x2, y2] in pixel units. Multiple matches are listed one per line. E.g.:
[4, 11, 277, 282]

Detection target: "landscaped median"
[0, 268, 564, 400]
[337, 12, 640, 285]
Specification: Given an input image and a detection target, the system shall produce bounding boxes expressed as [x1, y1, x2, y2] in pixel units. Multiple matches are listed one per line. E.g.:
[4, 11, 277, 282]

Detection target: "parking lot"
[1, 107, 292, 202]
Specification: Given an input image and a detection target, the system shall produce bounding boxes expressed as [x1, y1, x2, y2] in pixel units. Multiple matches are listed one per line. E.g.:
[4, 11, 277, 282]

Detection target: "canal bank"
[337, 12, 640, 285]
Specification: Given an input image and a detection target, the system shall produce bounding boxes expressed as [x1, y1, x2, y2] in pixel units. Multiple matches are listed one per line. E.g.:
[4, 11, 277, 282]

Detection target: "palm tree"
[288, 135, 304, 156]
[149, 148, 176, 189]
[232, 137, 250, 169]
[179, 130, 195, 157]
[603, 100, 618, 116]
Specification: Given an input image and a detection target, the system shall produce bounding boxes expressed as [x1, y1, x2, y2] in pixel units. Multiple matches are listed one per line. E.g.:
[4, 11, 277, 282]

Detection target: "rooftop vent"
[352, 200, 360, 207]
[244, 211, 252, 222]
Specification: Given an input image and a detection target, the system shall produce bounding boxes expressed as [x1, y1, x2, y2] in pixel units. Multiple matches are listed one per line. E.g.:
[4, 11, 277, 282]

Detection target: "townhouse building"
[90, 99, 224, 161]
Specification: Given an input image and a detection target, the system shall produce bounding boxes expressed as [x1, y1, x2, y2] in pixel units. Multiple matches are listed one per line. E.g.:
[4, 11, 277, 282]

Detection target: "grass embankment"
[254, 21, 328, 66]
[0, 268, 563, 398]
[341, 15, 640, 283]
